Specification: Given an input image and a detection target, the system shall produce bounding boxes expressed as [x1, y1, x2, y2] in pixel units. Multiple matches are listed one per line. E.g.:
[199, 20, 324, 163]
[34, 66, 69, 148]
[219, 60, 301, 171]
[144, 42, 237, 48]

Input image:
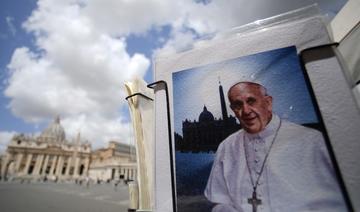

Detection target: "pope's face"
[228, 83, 272, 134]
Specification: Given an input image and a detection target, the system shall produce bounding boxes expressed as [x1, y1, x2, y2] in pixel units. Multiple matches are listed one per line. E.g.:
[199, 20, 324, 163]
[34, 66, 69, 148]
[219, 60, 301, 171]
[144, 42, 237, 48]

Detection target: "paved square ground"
[0, 181, 130, 212]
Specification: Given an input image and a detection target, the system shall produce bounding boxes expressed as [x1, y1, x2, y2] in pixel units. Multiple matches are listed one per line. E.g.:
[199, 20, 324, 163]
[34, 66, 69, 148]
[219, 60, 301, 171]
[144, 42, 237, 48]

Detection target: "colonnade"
[118, 166, 137, 180]
[1, 152, 90, 180]
[88, 165, 137, 182]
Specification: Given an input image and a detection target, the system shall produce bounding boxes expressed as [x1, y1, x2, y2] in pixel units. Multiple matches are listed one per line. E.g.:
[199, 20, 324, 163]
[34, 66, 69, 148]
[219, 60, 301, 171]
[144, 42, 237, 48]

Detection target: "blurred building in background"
[0, 116, 136, 182]
[89, 141, 136, 182]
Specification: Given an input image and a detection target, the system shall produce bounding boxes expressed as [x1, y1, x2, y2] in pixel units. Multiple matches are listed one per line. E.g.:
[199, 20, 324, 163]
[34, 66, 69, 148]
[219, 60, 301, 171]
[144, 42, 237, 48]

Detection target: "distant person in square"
[204, 81, 347, 212]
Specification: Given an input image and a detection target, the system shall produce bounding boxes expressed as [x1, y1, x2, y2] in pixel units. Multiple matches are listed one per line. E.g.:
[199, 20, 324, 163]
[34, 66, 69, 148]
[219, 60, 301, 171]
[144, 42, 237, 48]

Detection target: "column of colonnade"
[114, 167, 120, 179]
[55, 156, 64, 176]
[32, 154, 40, 175]
[0, 153, 11, 179]
[23, 154, 33, 175]
[65, 157, 72, 177]
[15, 153, 24, 173]
[84, 157, 90, 176]
[41, 155, 50, 175]
[33, 154, 45, 176]
[49, 155, 58, 175]
[73, 157, 80, 177]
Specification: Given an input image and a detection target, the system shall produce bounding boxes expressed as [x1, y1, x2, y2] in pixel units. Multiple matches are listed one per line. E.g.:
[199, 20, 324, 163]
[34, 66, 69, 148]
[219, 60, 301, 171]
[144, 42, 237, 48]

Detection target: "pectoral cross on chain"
[248, 190, 262, 212]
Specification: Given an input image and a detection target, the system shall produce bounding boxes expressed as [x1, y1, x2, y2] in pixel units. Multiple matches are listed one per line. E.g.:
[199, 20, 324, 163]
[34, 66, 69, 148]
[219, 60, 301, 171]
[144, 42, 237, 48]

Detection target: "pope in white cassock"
[204, 82, 348, 212]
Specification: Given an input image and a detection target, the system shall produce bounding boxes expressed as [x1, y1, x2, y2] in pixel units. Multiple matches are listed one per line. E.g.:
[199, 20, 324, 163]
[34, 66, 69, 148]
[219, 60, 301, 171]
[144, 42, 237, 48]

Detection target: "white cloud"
[82, 0, 180, 36]
[156, 0, 346, 53]
[6, 16, 17, 36]
[5, 0, 150, 148]
[61, 114, 135, 149]
[0, 131, 16, 153]
[157, 29, 196, 55]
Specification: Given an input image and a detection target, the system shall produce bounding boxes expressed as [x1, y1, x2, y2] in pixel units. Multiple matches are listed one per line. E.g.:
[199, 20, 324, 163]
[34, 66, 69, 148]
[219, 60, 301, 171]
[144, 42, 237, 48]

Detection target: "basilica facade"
[0, 117, 136, 182]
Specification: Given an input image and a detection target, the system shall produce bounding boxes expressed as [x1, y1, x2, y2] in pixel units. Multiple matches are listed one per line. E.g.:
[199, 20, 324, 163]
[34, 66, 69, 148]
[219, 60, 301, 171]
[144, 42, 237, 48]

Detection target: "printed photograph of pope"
[204, 81, 347, 212]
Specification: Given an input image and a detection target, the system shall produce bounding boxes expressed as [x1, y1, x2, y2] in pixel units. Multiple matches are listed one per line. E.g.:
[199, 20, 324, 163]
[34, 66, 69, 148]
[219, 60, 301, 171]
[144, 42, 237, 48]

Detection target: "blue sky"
[0, 0, 37, 132]
[173, 46, 318, 135]
[0, 0, 347, 152]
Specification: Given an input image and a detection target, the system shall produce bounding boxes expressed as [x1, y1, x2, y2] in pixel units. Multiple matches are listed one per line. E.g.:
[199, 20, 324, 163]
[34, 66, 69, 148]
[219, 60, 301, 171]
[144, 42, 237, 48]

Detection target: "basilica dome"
[39, 116, 66, 143]
[199, 106, 215, 122]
